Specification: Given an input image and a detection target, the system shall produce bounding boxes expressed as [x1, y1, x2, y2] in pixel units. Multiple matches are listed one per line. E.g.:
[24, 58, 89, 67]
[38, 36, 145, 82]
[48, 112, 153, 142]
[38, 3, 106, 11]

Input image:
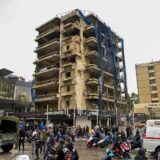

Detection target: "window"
[65, 101, 70, 107]
[67, 86, 70, 92]
[65, 72, 71, 78]
[66, 45, 70, 51]
[148, 66, 155, 70]
[151, 100, 159, 103]
[150, 79, 156, 84]
[151, 93, 158, 98]
[149, 72, 155, 77]
[150, 86, 157, 91]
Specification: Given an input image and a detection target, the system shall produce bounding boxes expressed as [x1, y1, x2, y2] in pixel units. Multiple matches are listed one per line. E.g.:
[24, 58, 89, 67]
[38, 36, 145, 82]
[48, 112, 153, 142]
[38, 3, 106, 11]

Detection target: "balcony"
[61, 50, 81, 59]
[148, 69, 155, 73]
[117, 76, 124, 83]
[117, 65, 123, 72]
[149, 76, 156, 80]
[104, 71, 113, 77]
[35, 38, 60, 53]
[35, 93, 57, 102]
[33, 78, 58, 89]
[62, 22, 80, 34]
[117, 97, 126, 104]
[85, 90, 99, 100]
[34, 52, 59, 64]
[36, 26, 60, 40]
[104, 95, 115, 102]
[151, 97, 159, 101]
[85, 64, 100, 73]
[84, 25, 95, 35]
[61, 91, 74, 97]
[33, 65, 59, 77]
[85, 51, 98, 58]
[86, 78, 98, 85]
[85, 37, 97, 47]
[151, 90, 158, 94]
[116, 54, 122, 62]
[104, 82, 114, 89]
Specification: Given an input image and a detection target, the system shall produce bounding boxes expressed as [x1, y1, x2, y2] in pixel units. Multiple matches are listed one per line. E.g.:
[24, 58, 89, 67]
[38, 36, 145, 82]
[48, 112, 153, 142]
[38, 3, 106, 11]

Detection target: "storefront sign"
[45, 110, 65, 115]
[148, 103, 160, 108]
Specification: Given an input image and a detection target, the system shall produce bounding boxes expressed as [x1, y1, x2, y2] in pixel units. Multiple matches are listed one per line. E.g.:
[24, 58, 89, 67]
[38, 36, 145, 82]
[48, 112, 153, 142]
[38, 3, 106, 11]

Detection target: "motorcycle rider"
[93, 126, 102, 142]
[135, 148, 147, 160]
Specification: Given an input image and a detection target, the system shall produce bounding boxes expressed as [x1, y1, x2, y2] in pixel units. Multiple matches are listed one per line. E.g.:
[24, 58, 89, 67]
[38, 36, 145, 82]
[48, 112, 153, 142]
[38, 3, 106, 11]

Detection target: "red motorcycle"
[113, 141, 131, 159]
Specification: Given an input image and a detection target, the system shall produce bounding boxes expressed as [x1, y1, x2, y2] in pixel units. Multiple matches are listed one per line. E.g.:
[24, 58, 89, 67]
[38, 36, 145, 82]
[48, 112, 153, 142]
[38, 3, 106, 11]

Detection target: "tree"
[128, 92, 139, 111]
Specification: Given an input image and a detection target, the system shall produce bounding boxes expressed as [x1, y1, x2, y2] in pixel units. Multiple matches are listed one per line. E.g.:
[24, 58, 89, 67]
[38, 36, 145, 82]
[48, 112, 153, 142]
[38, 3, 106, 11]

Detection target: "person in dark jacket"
[18, 128, 25, 151]
[135, 148, 147, 160]
[61, 136, 79, 160]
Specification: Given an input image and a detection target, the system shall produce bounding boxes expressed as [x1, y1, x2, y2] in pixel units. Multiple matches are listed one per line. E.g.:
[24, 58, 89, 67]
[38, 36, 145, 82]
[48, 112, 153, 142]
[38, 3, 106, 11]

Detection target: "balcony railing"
[85, 37, 97, 46]
[86, 51, 98, 58]
[61, 50, 81, 59]
[33, 65, 59, 76]
[35, 93, 57, 102]
[63, 22, 80, 33]
[36, 26, 60, 40]
[86, 78, 98, 85]
[38, 51, 59, 60]
[35, 38, 60, 52]
[34, 52, 59, 64]
[34, 78, 58, 88]
[85, 64, 100, 72]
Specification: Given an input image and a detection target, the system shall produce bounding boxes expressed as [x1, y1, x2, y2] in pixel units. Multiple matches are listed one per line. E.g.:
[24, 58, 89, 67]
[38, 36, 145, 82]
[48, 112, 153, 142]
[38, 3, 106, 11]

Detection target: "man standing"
[18, 128, 25, 151]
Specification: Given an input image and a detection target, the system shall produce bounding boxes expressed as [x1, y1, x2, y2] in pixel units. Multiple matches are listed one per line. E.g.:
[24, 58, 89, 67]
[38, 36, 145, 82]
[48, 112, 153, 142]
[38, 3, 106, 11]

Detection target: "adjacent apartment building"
[33, 9, 128, 126]
[135, 61, 160, 118]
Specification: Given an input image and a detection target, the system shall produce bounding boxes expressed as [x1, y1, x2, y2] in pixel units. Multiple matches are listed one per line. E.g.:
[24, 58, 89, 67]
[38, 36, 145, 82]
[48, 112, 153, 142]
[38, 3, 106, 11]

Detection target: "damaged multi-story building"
[33, 9, 128, 127]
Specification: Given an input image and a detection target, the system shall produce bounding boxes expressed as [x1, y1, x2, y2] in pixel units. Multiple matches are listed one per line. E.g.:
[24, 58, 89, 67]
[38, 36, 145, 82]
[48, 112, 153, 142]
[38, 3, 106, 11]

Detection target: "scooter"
[87, 135, 99, 148]
[102, 148, 115, 160]
[96, 135, 111, 148]
[113, 141, 131, 159]
[129, 136, 142, 150]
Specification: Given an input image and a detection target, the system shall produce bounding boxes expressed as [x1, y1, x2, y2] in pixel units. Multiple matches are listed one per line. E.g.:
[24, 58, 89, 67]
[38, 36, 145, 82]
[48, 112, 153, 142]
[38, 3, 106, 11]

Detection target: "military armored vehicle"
[0, 115, 19, 152]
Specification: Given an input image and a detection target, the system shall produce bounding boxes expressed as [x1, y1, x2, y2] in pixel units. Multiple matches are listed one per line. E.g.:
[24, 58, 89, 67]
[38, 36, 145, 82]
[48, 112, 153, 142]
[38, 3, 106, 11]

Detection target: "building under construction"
[33, 9, 128, 127]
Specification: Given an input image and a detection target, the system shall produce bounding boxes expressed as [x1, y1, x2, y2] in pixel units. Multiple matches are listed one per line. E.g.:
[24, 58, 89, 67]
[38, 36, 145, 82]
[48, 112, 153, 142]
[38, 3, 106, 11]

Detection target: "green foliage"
[128, 92, 139, 111]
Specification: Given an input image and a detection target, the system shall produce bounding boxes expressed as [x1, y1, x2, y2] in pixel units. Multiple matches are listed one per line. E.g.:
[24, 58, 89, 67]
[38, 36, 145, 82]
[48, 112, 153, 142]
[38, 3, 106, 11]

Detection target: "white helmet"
[94, 125, 99, 131]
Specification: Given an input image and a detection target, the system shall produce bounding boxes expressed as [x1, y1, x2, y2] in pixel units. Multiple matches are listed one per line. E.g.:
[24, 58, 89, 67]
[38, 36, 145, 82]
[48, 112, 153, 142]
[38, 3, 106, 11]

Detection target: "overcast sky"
[0, 0, 160, 93]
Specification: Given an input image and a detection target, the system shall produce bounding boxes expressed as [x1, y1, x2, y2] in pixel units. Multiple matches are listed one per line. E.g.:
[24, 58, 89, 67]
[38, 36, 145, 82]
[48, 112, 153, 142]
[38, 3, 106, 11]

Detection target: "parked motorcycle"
[113, 141, 131, 159]
[128, 136, 142, 150]
[87, 135, 99, 148]
[102, 148, 115, 160]
[95, 135, 111, 148]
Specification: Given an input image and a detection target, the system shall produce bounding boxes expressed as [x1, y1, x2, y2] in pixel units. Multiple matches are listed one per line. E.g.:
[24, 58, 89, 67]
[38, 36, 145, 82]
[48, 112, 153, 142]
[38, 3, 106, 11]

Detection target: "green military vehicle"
[0, 115, 19, 152]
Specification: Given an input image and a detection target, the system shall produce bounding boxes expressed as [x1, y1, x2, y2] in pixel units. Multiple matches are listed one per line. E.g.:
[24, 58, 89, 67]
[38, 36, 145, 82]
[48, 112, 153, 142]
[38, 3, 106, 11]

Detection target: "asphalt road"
[0, 140, 156, 160]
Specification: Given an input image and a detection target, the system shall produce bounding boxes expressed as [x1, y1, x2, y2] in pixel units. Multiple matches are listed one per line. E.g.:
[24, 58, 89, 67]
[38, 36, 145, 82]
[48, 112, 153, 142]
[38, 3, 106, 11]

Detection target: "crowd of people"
[17, 122, 146, 160]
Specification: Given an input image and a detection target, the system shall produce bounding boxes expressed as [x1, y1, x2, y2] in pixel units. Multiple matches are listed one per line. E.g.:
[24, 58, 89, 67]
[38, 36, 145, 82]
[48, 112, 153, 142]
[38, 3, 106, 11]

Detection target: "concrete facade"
[135, 61, 160, 118]
[136, 61, 160, 103]
[33, 10, 128, 125]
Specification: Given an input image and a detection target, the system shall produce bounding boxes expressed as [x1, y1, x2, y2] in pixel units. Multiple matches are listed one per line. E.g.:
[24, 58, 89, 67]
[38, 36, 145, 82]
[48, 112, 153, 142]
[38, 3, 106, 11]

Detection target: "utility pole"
[97, 108, 99, 126]
[46, 104, 49, 124]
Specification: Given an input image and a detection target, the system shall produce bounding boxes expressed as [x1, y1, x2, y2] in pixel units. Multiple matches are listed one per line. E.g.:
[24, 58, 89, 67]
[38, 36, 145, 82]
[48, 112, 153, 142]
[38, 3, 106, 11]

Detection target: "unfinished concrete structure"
[33, 9, 128, 126]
